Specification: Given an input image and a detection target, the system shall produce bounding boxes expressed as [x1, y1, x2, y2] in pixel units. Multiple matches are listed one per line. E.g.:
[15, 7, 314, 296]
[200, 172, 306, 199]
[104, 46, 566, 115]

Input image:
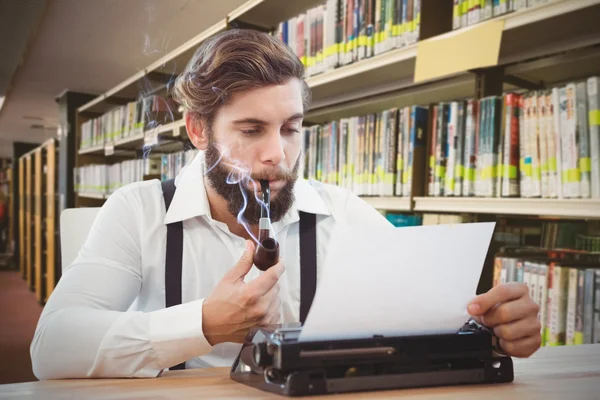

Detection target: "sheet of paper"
[414, 19, 505, 83]
[298, 221, 496, 342]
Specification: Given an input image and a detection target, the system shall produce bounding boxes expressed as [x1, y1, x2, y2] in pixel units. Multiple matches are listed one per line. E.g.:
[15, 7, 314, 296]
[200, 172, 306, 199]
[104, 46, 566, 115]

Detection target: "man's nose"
[259, 130, 285, 166]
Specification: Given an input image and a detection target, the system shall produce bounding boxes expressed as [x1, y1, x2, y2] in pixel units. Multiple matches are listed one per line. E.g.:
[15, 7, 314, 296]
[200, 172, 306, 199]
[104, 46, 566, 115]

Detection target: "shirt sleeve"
[30, 187, 213, 380]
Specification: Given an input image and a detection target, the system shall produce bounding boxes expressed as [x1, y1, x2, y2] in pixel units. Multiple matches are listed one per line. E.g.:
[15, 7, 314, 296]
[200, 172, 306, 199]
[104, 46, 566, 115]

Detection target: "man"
[30, 29, 541, 380]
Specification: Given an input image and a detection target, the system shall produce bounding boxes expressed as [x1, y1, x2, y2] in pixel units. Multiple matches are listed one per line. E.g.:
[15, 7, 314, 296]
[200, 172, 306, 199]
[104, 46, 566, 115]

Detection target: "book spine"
[576, 81, 591, 198]
[594, 270, 600, 343]
[463, 100, 478, 196]
[395, 111, 404, 196]
[586, 77, 600, 198]
[455, 101, 466, 196]
[444, 102, 458, 196]
[566, 267, 578, 345]
[574, 269, 585, 345]
[538, 263, 548, 346]
[428, 105, 438, 196]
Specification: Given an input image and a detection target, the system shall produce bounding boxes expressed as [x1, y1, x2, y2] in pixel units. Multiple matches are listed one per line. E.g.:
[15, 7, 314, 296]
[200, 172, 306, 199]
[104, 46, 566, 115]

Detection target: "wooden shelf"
[228, 0, 325, 30]
[78, 145, 104, 155]
[412, 197, 600, 219]
[77, 119, 187, 156]
[77, 192, 107, 200]
[361, 196, 412, 212]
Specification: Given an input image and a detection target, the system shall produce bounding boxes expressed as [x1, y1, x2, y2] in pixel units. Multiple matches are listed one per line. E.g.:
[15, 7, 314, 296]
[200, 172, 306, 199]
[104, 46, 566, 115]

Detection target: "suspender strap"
[299, 211, 317, 324]
[161, 179, 185, 371]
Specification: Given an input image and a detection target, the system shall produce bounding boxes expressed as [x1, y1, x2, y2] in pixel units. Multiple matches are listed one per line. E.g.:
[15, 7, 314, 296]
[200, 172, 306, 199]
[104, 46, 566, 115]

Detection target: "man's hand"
[468, 282, 542, 358]
[202, 240, 284, 346]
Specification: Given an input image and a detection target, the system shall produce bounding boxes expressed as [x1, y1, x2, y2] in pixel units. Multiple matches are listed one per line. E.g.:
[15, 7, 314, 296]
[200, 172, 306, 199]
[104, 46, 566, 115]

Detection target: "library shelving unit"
[0, 159, 13, 264]
[17, 139, 60, 304]
[72, 0, 600, 221]
[64, 0, 600, 348]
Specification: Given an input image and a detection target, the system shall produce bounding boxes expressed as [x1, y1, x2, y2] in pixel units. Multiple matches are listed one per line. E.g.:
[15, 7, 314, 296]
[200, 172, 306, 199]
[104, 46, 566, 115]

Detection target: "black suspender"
[298, 211, 317, 325]
[161, 179, 186, 370]
[162, 180, 183, 310]
[160, 179, 318, 371]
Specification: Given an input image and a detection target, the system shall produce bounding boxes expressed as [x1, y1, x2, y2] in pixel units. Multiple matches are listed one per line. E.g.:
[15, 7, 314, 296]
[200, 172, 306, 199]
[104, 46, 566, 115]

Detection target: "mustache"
[250, 169, 296, 182]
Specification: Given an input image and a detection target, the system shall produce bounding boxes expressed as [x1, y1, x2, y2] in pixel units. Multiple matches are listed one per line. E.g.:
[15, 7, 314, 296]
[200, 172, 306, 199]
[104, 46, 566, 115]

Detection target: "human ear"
[185, 112, 209, 150]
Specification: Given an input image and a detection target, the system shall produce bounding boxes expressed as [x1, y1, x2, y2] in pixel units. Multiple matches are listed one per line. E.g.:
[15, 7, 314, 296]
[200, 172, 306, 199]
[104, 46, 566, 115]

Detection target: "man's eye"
[283, 128, 300, 134]
[241, 128, 260, 135]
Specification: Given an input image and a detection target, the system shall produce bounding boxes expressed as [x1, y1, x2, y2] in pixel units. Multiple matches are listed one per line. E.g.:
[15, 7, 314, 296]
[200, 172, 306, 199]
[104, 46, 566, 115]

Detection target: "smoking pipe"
[253, 179, 280, 271]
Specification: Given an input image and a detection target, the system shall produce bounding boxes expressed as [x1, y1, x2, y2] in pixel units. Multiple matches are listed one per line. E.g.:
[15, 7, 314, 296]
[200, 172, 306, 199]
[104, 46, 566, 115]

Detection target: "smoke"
[137, 0, 181, 161]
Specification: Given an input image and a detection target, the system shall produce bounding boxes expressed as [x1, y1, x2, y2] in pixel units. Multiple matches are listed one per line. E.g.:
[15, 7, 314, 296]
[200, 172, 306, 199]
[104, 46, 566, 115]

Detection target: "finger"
[468, 283, 529, 316]
[252, 282, 281, 316]
[481, 298, 540, 327]
[251, 286, 281, 323]
[499, 334, 542, 358]
[492, 315, 542, 341]
[259, 296, 282, 326]
[245, 259, 285, 296]
[224, 240, 256, 282]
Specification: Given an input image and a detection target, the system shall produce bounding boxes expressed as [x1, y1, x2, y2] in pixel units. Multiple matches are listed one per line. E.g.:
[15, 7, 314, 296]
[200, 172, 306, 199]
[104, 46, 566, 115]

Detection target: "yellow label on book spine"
[590, 110, 600, 125]
[454, 4, 460, 17]
[403, 171, 409, 184]
[504, 165, 517, 179]
[548, 157, 557, 172]
[435, 165, 446, 178]
[324, 44, 336, 58]
[465, 168, 475, 182]
[563, 169, 581, 183]
[462, 0, 469, 14]
[384, 174, 394, 185]
[481, 166, 495, 180]
[455, 165, 464, 179]
[358, 36, 367, 47]
[429, 156, 434, 169]
[580, 157, 591, 173]
[533, 166, 541, 179]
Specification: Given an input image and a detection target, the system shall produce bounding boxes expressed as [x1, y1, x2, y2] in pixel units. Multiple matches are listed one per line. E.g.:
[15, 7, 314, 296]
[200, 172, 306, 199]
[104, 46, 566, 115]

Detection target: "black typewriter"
[230, 319, 514, 397]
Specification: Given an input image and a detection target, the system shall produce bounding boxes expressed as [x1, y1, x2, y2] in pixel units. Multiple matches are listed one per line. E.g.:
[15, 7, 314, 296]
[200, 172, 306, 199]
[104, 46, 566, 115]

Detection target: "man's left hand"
[468, 282, 542, 358]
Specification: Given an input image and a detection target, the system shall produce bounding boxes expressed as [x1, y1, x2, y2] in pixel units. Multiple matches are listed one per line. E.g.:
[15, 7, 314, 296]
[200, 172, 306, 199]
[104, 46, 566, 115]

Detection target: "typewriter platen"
[230, 320, 514, 397]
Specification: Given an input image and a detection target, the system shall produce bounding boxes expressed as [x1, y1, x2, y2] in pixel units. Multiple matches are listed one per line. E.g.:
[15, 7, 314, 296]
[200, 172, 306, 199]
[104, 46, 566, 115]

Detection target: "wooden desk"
[1, 344, 599, 399]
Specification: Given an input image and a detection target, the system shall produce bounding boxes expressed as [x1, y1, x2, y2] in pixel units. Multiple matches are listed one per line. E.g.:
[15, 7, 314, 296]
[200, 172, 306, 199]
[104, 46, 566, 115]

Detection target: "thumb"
[226, 240, 256, 282]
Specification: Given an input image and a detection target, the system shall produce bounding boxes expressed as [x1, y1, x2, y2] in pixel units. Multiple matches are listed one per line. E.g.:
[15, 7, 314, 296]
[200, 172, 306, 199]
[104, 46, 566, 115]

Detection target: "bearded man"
[30, 29, 541, 380]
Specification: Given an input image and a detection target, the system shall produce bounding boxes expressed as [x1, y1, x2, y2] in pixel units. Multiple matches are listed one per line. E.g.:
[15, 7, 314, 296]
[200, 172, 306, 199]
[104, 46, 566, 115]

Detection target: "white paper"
[298, 221, 496, 342]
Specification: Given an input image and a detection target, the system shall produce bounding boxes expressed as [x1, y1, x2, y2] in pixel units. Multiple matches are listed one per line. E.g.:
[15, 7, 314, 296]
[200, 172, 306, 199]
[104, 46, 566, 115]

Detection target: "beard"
[204, 142, 299, 225]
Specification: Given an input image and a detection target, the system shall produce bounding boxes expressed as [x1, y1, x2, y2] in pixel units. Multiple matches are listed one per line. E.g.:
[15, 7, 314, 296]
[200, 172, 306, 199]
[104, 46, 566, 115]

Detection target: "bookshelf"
[16, 139, 60, 304]
[0, 159, 13, 260]
[59, 0, 600, 350]
[6, 167, 13, 257]
[18, 157, 25, 279]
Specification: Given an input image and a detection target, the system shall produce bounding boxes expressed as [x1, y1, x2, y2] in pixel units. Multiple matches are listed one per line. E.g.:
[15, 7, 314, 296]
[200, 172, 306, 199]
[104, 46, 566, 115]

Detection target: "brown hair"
[173, 29, 311, 127]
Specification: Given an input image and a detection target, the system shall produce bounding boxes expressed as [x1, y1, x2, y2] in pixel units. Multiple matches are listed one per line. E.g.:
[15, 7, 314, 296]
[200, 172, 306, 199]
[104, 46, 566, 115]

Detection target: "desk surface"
[2, 344, 599, 399]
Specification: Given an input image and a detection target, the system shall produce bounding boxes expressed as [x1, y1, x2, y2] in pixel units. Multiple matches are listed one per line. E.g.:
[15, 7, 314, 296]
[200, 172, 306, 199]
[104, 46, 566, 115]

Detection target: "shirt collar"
[163, 151, 331, 225]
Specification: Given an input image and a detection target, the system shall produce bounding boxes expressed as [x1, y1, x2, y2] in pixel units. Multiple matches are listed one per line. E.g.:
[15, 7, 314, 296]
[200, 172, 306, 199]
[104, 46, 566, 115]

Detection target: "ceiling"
[0, 0, 247, 158]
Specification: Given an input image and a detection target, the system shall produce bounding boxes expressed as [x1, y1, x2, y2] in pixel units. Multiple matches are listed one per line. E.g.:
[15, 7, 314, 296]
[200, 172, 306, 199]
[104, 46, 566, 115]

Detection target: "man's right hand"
[201, 240, 284, 345]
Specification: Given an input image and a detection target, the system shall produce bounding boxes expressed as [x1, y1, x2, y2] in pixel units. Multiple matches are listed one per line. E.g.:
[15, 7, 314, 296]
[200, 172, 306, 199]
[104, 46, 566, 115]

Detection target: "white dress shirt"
[30, 151, 393, 379]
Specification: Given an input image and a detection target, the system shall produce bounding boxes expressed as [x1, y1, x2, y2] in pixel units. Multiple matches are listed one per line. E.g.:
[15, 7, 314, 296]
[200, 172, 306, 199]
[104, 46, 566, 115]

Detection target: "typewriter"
[230, 319, 514, 397]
